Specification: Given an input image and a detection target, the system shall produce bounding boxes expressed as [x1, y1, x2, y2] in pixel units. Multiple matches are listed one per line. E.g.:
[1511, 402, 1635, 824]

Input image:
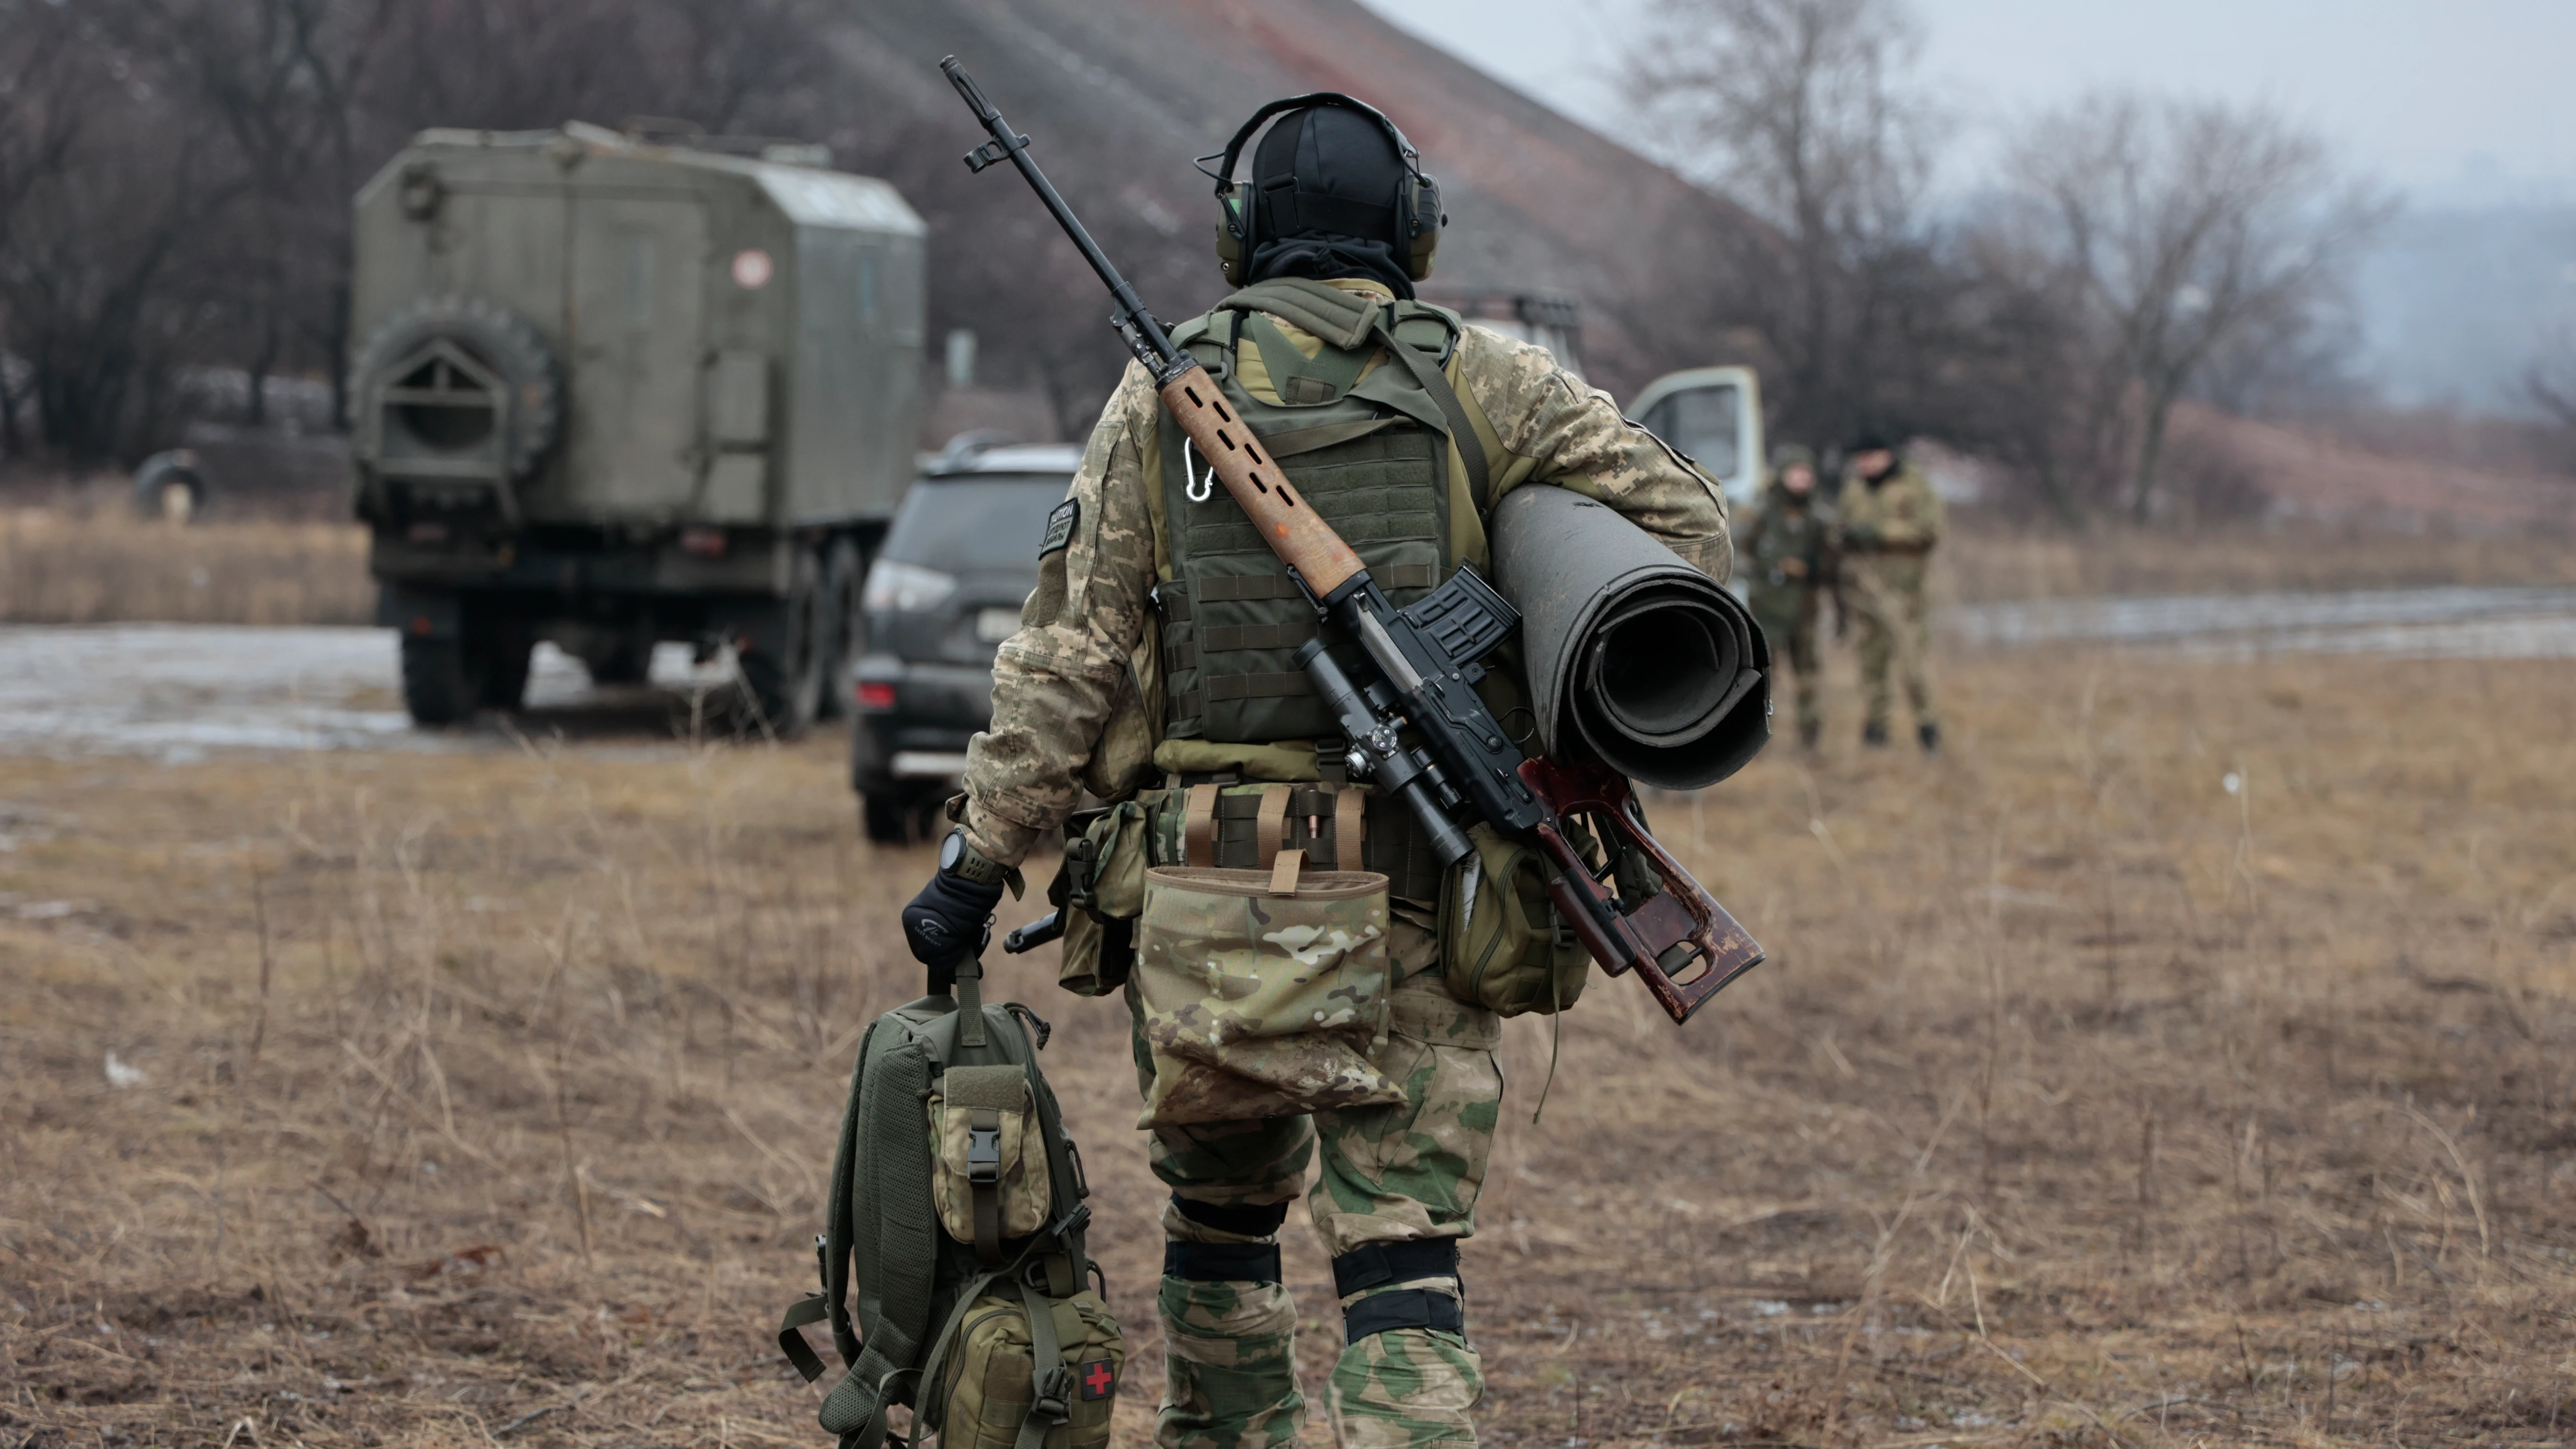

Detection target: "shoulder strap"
[818, 1022, 942, 1439]
[1370, 313, 1491, 513]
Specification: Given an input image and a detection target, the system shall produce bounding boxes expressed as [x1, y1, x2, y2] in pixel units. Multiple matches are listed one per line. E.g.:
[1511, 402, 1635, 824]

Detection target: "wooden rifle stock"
[1158, 364, 1364, 596]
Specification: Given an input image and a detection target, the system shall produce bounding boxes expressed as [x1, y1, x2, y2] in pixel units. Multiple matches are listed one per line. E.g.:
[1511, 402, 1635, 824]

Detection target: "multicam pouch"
[931, 1287, 1126, 1449]
[1133, 863, 1401, 1127]
[927, 1065, 1055, 1258]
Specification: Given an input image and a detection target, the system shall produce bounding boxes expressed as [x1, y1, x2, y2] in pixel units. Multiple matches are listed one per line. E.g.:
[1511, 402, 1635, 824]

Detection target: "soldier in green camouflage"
[1737, 444, 1835, 749]
[903, 96, 1729, 1449]
[1835, 434, 1944, 752]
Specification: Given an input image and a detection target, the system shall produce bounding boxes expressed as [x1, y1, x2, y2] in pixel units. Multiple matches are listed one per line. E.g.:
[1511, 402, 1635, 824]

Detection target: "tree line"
[1627, 0, 2394, 522]
[3, 0, 2398, 525]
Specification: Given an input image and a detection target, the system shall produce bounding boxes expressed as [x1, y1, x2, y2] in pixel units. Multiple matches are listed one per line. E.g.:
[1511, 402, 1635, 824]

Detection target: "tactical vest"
[1154, 283, 1474, 745]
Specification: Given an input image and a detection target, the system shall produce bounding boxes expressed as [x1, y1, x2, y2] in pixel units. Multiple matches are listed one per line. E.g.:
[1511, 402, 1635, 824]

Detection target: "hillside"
[831, 0, 1760, 400]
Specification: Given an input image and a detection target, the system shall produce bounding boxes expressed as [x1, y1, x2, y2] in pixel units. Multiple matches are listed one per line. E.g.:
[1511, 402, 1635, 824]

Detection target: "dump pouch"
[1132, 864, 1402, 1127]
[1440, 822, 1590, 1017]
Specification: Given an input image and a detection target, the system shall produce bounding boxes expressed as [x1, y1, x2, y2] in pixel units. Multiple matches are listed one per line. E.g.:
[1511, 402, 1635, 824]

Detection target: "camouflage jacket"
[1737, 481, 1835, 610]
[1836, 462, 1944, 555]
[960, 282, 1733, 867]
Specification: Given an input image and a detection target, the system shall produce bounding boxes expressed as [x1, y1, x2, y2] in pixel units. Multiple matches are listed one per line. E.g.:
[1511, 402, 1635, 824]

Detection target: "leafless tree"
[1623, 0, 1944, 450]
[2528, 325, 2576, 430]
[2001, 92, 2390, 521]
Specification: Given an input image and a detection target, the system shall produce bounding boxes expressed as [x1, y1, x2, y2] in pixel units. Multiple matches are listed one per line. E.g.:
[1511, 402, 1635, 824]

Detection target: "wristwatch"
[937, 828, 1012, 887]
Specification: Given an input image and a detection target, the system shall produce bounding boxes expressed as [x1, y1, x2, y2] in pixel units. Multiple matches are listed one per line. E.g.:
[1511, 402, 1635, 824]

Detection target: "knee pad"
[1164, 1240, 1283, 1284]
[1330, 1240, 1464, 1341]
[1172, 1192, 1290, 1238]
[1166, 1194, 1290, 1283]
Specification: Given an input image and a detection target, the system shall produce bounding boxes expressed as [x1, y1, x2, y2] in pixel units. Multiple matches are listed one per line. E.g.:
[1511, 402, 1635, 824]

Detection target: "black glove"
[902, 870, 1004, 969]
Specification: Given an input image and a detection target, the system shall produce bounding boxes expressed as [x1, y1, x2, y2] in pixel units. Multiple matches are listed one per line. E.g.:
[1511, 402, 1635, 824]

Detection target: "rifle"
[942, 58, 1762, 1022]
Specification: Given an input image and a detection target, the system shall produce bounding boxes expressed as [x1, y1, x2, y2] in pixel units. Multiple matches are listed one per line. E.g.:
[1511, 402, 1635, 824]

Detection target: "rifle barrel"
[941, 56, 1181, 372]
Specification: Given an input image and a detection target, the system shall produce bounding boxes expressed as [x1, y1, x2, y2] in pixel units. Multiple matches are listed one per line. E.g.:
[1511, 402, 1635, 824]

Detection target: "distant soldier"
[1737, 444, 1835, 749]
[1836, 433, 1943, 752]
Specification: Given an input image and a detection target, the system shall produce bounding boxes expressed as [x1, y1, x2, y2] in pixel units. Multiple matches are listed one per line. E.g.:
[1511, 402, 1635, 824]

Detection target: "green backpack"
[780, 960, 1125, 1449]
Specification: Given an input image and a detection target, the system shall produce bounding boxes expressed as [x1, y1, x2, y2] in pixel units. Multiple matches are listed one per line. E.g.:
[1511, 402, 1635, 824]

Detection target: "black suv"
[850, 440, 1082, 842]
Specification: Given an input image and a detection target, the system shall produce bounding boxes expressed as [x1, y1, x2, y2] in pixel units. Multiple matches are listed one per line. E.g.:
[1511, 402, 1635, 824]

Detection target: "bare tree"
[2002, 93, 2390, 521]
[1623, 0, 1942, 449]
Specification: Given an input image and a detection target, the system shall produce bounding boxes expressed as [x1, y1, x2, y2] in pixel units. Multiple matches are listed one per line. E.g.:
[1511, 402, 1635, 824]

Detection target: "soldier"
[901, 96, 1731, 1449]
[1835, 432, 1943, 752]
[1737, 444, 1835, 749]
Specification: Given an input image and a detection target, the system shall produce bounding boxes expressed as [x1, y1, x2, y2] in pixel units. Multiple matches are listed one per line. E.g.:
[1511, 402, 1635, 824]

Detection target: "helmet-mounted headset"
[1196, 93, 1444, 286]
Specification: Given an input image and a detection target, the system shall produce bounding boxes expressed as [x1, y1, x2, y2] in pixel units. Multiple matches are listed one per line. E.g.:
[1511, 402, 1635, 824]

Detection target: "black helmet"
[1204, 94, 1443, 296]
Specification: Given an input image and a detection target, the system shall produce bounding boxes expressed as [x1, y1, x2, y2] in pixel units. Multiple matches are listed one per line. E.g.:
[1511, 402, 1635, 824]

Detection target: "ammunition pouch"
[1149, 780, 1447, 902]
[1046, 794, 1163, 998]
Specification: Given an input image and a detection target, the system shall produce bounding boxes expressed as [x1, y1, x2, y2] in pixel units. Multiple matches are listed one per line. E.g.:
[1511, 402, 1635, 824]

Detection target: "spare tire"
[132, 449, 211, 522]
[348, 294, 561, 480]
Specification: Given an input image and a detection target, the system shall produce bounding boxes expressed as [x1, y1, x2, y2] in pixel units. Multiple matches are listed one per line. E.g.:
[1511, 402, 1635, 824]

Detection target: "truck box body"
[351, 124, 925, 532]
[347, 124, 926, 733]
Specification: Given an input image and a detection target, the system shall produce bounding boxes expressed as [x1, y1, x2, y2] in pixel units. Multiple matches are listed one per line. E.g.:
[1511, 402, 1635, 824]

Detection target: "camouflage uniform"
[958, 277, 1728, 1449]
[1736, 472, 1835, 747]
[1835, 460, 1944, 739]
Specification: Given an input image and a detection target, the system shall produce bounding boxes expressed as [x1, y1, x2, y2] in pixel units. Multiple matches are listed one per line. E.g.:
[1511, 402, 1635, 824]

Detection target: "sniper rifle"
[943, 56, 1760, 1022]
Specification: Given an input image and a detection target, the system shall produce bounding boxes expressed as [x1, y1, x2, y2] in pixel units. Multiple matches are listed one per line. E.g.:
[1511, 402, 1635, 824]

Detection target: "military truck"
[347, 122, 926, 733]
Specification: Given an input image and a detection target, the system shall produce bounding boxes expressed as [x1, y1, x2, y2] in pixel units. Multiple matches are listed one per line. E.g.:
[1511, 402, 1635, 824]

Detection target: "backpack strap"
[1013, 1278, 1076, 1449]
[820, 1031, 942, 1442]
[1368, 312, 1491, 512]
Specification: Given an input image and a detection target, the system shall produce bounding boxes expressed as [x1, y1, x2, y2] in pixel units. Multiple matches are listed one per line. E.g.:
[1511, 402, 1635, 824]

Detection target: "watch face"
[939, 830, 965, 874]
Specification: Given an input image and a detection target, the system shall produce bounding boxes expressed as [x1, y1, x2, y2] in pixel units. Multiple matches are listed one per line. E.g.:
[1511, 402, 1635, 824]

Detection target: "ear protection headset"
[1197, 93, 1444, 286]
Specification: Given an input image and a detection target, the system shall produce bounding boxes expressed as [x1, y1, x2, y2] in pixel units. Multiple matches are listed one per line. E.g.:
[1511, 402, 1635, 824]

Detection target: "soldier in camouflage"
[1835, 434, 1944, 752]
[1737, 444, 1835, 749]
[902, 96, 1730, 1449]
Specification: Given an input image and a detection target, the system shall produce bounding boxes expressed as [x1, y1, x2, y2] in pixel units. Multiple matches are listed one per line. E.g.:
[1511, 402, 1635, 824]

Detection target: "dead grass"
[0, 508, 372, 625]
[1942, 517, 2576, 602]
[2, 646, 2573, 1448]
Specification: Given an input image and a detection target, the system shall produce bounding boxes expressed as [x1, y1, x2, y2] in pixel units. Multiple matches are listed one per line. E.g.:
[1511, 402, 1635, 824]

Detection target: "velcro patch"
[1039, 499, 1079, 557]
[1078, 1359, 1116, 1401]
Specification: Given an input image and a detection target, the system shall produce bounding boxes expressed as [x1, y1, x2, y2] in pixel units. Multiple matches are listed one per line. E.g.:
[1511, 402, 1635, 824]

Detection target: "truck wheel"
[584, 640, 651, 685]
[477, 615, 532, 709]
[401, 634, 485, 725]
[815, 537, 864, 720]
[740, 547, 825, 737]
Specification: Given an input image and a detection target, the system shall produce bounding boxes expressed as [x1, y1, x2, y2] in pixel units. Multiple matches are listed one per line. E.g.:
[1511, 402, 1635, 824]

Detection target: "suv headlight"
[862, 559, 958, 615]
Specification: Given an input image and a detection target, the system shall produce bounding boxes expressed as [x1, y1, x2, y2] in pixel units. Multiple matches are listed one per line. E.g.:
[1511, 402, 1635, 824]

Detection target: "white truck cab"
[1627, 366, 1766, 508]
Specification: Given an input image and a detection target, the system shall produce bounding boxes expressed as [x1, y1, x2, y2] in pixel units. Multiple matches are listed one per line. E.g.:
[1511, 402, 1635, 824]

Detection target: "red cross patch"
[1079, 1359, 1116, 1401]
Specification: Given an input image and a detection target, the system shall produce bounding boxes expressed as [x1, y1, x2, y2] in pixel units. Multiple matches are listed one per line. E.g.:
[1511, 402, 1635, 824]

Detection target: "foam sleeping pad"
[1488, 483, 1771, 790]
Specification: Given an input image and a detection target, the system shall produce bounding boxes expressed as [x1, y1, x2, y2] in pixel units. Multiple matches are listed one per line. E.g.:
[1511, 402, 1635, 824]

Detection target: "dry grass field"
[0, 509, 372, 626]
[4, 641, 2571, 1448]
[7, 501, 2576, 630]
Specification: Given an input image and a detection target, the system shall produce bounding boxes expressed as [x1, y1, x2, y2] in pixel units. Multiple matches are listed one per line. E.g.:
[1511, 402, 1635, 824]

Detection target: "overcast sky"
[1353, 0, 2576, 204]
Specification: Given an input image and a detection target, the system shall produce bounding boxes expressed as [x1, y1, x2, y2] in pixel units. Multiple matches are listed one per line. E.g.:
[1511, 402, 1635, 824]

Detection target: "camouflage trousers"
[1753, 595, 1822, 740]
[1849, 562, 1936, 733]
[1129, 909, 1500, 1449]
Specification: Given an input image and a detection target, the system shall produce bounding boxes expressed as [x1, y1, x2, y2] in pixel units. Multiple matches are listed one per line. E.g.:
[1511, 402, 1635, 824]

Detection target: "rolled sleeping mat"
[1489, 484, 1770, 789]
